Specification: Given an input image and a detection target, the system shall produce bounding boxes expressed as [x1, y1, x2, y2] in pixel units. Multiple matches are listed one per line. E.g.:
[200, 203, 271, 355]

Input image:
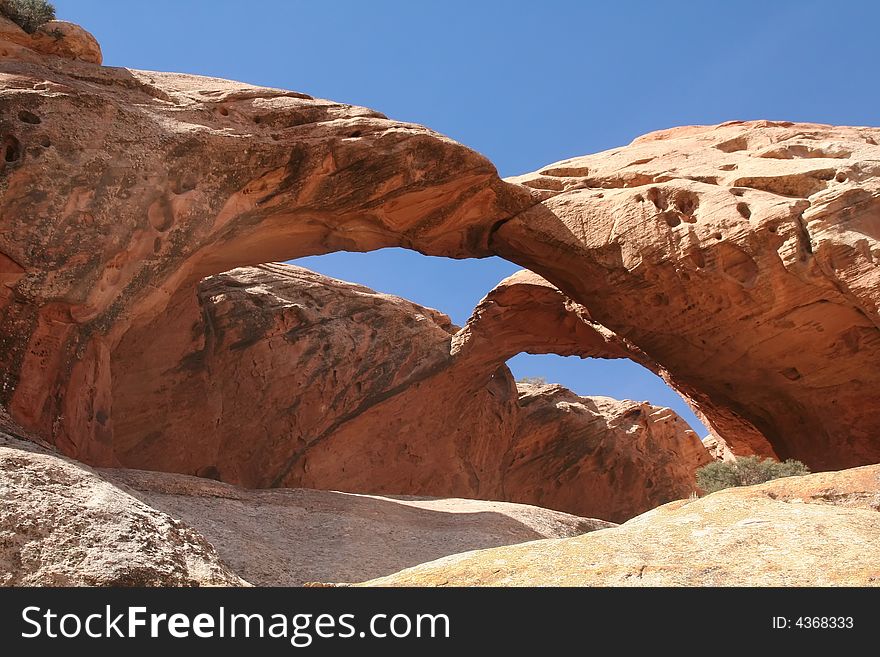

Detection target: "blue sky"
[52, 1, 880, 434]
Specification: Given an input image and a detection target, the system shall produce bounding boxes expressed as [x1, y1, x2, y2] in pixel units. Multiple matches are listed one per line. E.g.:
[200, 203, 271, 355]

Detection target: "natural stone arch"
[105, 263, 711, 522]
[496, 121, 880, 470]
[2, 27, 878, 471]
[0, 48, 533, 461]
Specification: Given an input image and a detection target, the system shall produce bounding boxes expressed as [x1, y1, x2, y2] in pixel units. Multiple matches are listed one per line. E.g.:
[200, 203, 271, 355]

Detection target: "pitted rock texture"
[1, 22, 876, 486]
[363, 464, 880, 587]
[0, 432, 245, 586]
[499, 121, 880, 469]
[0, 40, 533, 464]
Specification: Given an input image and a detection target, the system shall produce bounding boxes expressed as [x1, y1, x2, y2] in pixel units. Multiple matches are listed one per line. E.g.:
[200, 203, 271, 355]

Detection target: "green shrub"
[516, 376, 548, 386]
[0, 0, 56, 33]
[696, 455, 810, 494]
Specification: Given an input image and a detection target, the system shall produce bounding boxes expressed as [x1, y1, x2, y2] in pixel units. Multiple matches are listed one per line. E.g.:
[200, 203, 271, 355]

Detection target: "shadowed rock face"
[1, 23, 877, 477]
[506, 384, 710, 522]
[0, 430, 612, 587]
[105, 263, 709, 522]
[498, 122, 880, 469]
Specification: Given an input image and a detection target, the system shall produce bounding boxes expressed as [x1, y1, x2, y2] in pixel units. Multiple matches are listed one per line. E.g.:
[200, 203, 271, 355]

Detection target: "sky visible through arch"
[53, 0, 880, 435]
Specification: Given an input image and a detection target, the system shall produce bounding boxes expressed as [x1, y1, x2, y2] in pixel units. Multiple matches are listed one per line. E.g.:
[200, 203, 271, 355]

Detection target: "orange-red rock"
[506, 383, 710, 522]
[0, 16, 101, 64]
[104, 263, 708, 522]
[499, 121, 880, 469]
[2, 22, 877, 488]
[0, 38, 532, 464]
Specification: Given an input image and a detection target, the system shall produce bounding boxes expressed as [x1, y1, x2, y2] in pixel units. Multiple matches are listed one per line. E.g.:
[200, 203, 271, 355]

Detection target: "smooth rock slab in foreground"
[0, 432, 244, 586]
[363, 465, 880, 586]
[105, 468, 612, 586]
[0, 430, 611, 586]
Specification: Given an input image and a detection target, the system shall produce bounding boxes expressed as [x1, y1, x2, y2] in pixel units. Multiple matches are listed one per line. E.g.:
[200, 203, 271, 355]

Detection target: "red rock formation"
[112, 263, 458, 486]
[0, 16, 102, 64]
[364, 463, 880, 587]
[0, 30, 533, 463]
[498, 122, 880, 469]
[506, 384, 710, 522]
[2, 21, 877, 483]
[100, 262, 708, 521]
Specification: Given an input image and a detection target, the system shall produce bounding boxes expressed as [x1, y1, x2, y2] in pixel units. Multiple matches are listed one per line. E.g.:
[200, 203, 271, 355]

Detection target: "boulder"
[0, 16, 101, 64]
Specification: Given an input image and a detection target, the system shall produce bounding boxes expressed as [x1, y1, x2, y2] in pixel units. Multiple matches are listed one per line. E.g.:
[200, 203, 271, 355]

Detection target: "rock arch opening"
[292, 248, 521, 325]
[507, 352, 709, 437]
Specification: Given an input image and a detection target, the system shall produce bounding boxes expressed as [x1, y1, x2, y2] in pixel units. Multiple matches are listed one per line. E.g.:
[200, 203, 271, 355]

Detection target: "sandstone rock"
[506, 383, 710, 522]
[99, 262, 708, 522]
[498, 121, 880, 469]
[703, 432, 735, 462]
[0, 40, 533, 464]
[110, 263, 457, 487]
[104, 468, 613, 586]
[363, 464, 880, 586]
[3, 22, 875, 485]
[0, 16, 101, 64]
[0, 432, 245, 586]
[0, 430, 612, 586]
[30, 21, 102, 65]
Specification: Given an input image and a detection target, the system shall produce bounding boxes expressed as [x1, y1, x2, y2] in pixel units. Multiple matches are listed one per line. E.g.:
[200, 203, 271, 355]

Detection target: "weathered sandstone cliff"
[501, 122, 880, 468]
[2, 19, 878, 503]
[104, 263, 709, 522]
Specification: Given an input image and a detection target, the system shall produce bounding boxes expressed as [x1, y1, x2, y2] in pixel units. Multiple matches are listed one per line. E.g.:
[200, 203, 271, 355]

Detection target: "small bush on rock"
[0, 0, 56, 33]
[516, 376, 548, 386]
[696, 455, 810, 494]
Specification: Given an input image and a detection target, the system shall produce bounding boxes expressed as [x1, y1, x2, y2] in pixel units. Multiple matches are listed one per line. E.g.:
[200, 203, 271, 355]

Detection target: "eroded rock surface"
[103, 263, 708, 522]
[0, 36, 532, 464]
[499, 121, 880, 469]
[0, 431, 611, 586]
[2, 22, 876, 495]
[364, 464, 880, 586]
[506, 384, 710, 522]
[0, 16, 102, 64]
[703, 433, 735, 462]
[0, 432, 245, 586]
